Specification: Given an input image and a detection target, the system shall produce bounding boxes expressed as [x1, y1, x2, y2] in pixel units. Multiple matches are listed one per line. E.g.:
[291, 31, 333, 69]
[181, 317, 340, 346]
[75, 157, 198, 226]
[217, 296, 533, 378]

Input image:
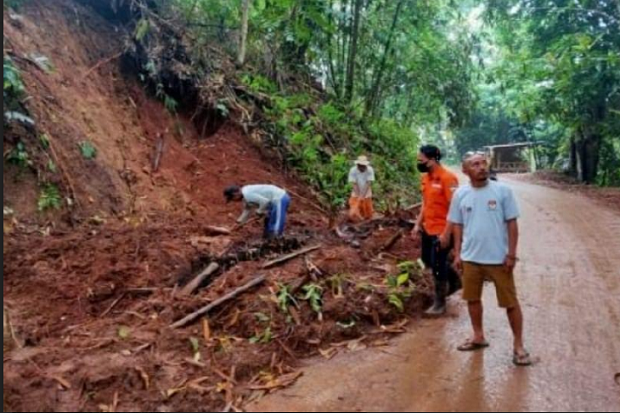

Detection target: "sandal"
[457, 340, 490, 352]
[513, 351, 533, 367]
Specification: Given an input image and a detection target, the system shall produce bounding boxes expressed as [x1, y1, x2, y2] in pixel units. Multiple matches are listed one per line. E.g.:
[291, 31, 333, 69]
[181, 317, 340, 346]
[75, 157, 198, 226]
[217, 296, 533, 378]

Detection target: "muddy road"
[250, 177, 620, 412]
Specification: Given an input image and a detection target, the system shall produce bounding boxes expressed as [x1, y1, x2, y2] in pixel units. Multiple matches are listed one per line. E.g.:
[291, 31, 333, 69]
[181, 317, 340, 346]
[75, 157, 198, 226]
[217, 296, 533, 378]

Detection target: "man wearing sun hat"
[348, 155, 376, 222]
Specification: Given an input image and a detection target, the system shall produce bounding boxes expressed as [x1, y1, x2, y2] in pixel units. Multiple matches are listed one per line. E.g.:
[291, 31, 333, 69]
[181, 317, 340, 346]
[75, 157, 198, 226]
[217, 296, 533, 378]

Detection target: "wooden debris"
[202, 318, 211, 344]
[378, 230, 403, 253]
[171, 275, 267, 329]
[276, 339, 297, 360]
[50, 375, 72, 390]
[100, 293, 126, 317]
[181, 263, 220, 296]
[205, 225, 233, 236]
[262, 245, 321, 269]
[135, 367, 150, 390]
[318, 347, 338, 360]
[248, 371, 303, 392]
[82, 51, 124, 81]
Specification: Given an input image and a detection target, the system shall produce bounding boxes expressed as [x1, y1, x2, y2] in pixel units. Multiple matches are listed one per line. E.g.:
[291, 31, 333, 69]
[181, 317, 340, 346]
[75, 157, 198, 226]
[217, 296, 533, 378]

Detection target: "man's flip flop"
[457, 341, 490, 352]
[513, 351, 533, 367]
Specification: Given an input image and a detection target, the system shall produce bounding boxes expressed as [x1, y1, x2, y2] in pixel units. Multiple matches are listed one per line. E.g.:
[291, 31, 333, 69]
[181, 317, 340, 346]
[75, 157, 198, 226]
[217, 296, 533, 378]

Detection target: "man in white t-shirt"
[224, 184, 291, 239]
[448, 152, 531, 367]
[348, 155, 375, 222]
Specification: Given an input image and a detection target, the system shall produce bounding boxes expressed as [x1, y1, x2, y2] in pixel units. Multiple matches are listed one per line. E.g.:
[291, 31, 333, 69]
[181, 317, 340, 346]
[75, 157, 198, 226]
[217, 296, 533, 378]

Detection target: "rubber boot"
[425, 281, 447, 316]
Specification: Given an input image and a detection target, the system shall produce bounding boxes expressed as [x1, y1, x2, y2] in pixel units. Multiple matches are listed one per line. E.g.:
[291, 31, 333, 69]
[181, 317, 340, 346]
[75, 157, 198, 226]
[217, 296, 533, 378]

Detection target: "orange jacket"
[421, 165, 459, 236]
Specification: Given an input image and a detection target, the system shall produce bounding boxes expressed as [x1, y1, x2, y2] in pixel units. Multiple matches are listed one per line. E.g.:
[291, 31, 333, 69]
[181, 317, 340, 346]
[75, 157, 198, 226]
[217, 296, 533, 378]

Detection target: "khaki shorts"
[462, 262, 518, 309]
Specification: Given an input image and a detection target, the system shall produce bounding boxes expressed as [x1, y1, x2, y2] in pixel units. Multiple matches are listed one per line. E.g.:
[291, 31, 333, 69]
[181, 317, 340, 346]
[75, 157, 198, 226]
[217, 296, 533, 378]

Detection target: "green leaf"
[388, 295, 404, 312]
[135, 18, 151, 41]
[37, 184, 62, 212]
[397, 273, 409, 287]
[118, 326, 131, 340]
[79, 141, 97, 159]
[39, 134, 51, 149]
[189, 337, 200, 353]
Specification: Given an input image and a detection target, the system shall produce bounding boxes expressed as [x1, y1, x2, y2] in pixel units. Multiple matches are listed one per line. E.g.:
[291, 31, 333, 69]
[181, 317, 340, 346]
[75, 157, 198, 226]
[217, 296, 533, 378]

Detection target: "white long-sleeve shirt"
[238, 185, 287, 223]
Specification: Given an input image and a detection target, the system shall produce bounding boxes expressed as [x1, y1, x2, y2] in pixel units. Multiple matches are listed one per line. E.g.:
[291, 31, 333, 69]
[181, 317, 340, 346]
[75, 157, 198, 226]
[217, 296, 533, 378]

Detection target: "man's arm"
[439, 222, 453, 249]
[411, 200, 425, 239]
[237, 203, 252, 224]
[505, 219, 519, 270]
[452, 223, 464, 273]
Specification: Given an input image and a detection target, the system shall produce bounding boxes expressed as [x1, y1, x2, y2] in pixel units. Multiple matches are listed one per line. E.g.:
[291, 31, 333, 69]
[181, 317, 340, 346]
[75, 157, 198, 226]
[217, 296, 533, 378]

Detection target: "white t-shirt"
[448, 181, 520, 265]
[348, 166, 375, 199]
[238, 185, 287, 223]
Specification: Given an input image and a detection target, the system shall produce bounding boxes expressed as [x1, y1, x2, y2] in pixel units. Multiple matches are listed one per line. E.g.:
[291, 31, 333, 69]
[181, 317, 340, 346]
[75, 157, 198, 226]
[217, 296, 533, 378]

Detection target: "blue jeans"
[264, 194, 291, 238]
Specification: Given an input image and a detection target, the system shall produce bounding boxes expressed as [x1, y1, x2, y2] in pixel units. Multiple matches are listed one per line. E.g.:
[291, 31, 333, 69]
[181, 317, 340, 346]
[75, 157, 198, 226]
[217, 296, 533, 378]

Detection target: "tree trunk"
[569, 136, 578, 177]
[327, 0, 341, 96]
[576, 131, 602, 184]
[365, 0, 405, 114]
[237, 0, 252, 67]
[345, 0, 363, 103]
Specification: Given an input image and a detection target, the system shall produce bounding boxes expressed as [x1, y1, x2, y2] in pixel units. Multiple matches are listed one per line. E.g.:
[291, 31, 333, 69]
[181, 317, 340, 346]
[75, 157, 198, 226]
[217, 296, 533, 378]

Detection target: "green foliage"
[38, 184, 62, 212]
[263, 92, 419, 208]
[386, 260, 421, 312]
[4, 0, 27, 10]
[78, 141, 97, 159]
[4, 57, 25, 97]
[241, 74, 278, 94]
[249, 327, 273, 344]
[276, 283, 298, 314]
[481, 0, 620, 185]
[163, 95, 179, 114]
[302, 284, 323, 316]
[6, 142, 32, 168]
[134, 18, 151, 41]
[39, 134, 51, 149]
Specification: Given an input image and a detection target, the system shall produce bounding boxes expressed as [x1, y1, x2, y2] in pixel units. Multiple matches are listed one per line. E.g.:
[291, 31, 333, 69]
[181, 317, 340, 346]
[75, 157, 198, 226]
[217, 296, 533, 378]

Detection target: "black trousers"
[421, 232, 460, 293]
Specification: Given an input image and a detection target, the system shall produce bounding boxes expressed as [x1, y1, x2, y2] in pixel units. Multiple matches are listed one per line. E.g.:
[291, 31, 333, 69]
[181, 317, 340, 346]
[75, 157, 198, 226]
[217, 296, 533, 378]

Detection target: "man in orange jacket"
[412, 145, 462, 315]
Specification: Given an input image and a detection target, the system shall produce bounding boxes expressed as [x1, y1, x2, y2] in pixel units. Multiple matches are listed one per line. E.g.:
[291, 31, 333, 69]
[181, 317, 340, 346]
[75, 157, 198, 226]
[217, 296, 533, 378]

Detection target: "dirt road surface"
[250, 177, 620, 412]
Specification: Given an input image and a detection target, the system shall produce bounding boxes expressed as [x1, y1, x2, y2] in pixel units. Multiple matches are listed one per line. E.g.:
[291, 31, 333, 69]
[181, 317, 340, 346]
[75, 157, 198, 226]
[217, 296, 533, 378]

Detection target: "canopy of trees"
[456, 0, 619, 185]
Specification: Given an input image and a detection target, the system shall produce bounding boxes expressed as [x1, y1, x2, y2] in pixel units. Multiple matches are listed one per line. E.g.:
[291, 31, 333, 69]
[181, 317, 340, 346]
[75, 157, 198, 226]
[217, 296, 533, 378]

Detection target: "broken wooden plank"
[262, 245, 321, 269]
[181, 263, 220, 296]
[171, 275, 267, 329]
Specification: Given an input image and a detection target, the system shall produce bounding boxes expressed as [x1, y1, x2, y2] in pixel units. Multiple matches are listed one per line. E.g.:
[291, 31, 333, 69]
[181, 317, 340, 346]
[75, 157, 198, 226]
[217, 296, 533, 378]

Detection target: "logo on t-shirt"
[488, 200, 498, 211]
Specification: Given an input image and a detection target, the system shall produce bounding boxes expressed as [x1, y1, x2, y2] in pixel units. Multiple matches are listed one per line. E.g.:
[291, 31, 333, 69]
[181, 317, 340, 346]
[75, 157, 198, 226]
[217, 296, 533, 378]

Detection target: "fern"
[38, 184, 62, 212]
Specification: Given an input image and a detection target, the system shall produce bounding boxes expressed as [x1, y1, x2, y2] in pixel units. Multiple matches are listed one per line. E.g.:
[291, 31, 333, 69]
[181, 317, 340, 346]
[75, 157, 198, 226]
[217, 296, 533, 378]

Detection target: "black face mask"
[417, 162, 431, 173]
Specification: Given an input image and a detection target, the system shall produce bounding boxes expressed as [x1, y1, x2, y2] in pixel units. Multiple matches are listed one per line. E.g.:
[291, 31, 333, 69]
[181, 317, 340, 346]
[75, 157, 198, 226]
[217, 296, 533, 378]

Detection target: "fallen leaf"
[248, 371, 303, 392]
[135, 367, 150, 390]
[202, 318, 211, 343]
[347, 340, 367, 352]
[50, 375, 71, 390]
[165, 379, 188, 399]
[118, 326, 131, 340]
[319, 348, 338, 360]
